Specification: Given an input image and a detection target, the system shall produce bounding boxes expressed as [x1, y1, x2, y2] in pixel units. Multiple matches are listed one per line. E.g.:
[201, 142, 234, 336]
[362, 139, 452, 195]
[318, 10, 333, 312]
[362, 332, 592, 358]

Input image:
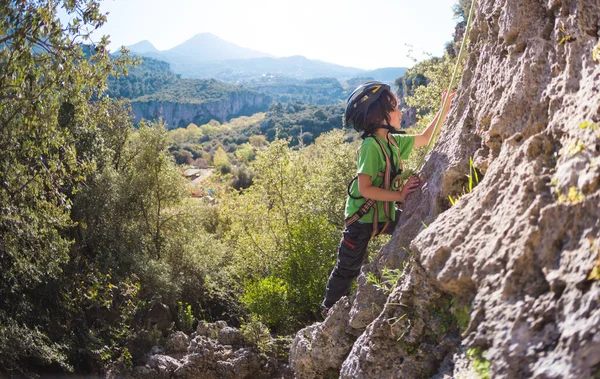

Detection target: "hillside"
[106, 57, 272, 128]
[245, 76, 346, 105]
[290, 0, 600, 378]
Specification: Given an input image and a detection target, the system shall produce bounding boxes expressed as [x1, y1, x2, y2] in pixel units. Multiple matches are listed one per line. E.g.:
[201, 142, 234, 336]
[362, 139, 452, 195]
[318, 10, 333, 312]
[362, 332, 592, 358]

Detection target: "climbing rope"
[411, 0, 477, 173]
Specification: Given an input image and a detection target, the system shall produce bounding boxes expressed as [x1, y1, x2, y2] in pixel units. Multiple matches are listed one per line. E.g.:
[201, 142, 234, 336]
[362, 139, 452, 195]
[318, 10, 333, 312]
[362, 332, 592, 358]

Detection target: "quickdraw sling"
[345, 132, 403, 237]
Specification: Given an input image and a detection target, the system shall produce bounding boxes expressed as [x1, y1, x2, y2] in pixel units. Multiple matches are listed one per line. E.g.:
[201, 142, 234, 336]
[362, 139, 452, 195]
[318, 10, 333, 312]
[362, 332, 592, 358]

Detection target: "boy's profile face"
[388, 105, 403, 130]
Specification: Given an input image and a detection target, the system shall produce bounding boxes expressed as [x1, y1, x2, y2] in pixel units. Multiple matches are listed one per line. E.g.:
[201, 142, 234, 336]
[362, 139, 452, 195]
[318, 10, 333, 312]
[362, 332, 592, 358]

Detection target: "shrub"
[240, 315, 271, 352]
[241, 277, 289, 330]
[0, 314, 72, 375]
[177, 302, 194, 333]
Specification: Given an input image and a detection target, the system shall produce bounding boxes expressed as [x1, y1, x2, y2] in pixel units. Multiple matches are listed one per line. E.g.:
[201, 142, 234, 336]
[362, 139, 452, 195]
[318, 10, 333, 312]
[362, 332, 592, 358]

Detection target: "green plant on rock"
[366, 266, 405, 295]
[428, 298, 457, 335]
[452, 301, 471, 333]
[467, 347, 491, 379]
[580, 120, 600, 138]
[240, 314, 271, 352]
[177, 302, 194, 333]
[565, 139, 586, 156]
[558, 186, 585, 203]
[448, 157, 481, 206]
[594, 41, 600, 62]
[558, 22, 575, 45]
[241, 276, 289, 330]
[587, 237, 600, 281]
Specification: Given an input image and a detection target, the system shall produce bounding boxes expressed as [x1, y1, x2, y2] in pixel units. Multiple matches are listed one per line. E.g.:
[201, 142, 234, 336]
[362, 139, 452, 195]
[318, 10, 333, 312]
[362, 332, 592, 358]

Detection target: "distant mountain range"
[125, 33, 407, 83]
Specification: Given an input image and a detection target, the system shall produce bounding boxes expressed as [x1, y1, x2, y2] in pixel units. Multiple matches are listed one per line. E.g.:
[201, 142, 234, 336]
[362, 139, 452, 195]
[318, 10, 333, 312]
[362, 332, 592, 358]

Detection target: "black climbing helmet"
[344, 81, 391, 132]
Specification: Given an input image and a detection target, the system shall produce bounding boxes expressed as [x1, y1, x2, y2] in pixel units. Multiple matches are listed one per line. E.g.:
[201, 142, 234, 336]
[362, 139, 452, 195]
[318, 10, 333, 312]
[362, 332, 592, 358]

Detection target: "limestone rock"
[128, 320, 290, 379]
[341, 262, 461, 378]
[196, 320, 220, 339]
[130, 91, 270, 129]
[218, 326, 244, 346]
[290, 0, 600, 377]
[145, 354, 181, 377]
[165, 331, 190, 354]
[289, 298, 356, 378]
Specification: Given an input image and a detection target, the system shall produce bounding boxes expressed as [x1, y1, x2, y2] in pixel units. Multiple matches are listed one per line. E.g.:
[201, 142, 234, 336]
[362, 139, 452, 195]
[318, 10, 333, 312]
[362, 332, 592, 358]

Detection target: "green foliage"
[261, 102, 345, 146]
[214, 145, 232, 173]
[240, 315, 271, 352]
[135, 78, 265, 105]
[394, 49, 463, 175]
[580, 120, 600, 138]
[0, 313, 72, 374]
[166, 114, 266, 172]
[467, 347, 491, 379]
[221, 131, 356, 331]
[106, 57, 175, 99]
[241, 277, 289, 329]
[404, 54, 460, 124]
[587, 238, 600, 281]
[452, 0, 472, 22]
[177, 302, 194, 333]
[558, 22, 575, 45]
[70, 116, 239, 361]
[448, 157, 482, 206]
[0, 0, 144, 374]
[107, 58, 270, 109]
[366, 267, 405, 295]
[452, 302, 472, 332]
[557, 186, 585, 203]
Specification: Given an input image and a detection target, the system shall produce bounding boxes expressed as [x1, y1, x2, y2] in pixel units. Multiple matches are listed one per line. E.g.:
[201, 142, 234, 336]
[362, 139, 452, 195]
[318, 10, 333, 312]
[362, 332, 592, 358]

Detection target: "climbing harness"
[345, 130, 404, 237]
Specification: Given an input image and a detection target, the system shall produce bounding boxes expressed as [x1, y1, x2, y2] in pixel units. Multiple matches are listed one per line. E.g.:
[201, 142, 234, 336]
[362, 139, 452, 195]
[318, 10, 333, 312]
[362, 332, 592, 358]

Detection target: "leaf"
[588, 266, 600, 281]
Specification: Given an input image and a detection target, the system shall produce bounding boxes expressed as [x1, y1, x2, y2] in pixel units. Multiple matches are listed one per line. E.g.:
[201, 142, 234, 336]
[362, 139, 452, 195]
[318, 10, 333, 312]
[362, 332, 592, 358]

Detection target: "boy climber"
[321, 81, 455, 316]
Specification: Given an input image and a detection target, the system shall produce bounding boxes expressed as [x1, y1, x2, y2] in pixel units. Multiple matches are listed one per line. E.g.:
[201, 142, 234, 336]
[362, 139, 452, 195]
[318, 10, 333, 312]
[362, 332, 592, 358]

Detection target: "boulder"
[165, 331, 190, 354]
[218, 327, 244, 346]
[146, 303, 172, 336]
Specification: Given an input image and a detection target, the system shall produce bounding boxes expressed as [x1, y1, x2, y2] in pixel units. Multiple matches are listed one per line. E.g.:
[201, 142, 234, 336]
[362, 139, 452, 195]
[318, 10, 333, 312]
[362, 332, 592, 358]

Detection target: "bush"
[241, 277, 289, 330]
[0, 314, 72, 375]
[240, 315, 271, 352]
[231, 165, 255, 190]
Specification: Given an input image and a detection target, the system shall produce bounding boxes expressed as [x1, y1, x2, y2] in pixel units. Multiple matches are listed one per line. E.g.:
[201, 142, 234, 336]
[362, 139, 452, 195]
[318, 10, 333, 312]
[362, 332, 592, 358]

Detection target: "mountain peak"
[189, 32, 221, 40]
[165, 33, 272, 61]
[126, 40, 159, 54]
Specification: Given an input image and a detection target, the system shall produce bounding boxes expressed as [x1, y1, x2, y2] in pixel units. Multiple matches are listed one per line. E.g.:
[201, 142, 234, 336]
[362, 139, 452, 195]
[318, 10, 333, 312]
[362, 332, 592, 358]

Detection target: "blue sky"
[90, 0, 459, 70]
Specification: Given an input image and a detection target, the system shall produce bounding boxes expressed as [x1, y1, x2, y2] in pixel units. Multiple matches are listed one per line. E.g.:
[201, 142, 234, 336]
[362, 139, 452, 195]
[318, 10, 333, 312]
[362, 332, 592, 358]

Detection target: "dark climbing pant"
[322, 210, 401, 309]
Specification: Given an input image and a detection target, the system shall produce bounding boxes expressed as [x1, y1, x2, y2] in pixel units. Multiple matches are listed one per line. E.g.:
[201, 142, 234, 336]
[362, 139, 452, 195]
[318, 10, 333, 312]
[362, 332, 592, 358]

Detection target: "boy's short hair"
[348, 89, 398, 137]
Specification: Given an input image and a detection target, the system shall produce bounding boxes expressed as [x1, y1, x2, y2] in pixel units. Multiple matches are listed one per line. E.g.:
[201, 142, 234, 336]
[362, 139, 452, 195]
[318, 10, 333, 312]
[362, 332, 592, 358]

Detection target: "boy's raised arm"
[414, 90, 456, 148]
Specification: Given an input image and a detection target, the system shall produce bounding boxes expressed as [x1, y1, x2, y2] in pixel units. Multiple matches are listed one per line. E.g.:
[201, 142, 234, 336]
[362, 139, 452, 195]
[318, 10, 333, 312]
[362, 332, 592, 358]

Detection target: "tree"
[0, 0, 134, 374]
[213, 146, 232, 173]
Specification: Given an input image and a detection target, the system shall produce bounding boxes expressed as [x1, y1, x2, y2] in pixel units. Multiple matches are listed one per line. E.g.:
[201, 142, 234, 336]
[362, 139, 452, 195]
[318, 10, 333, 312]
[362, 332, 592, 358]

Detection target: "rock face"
[291, 0, 600, 378]
[130, 91, 270, 129]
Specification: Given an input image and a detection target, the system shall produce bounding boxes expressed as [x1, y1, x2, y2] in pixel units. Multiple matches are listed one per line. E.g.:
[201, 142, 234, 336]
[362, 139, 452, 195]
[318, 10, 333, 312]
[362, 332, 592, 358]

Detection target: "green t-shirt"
[345, 134, 415, 223]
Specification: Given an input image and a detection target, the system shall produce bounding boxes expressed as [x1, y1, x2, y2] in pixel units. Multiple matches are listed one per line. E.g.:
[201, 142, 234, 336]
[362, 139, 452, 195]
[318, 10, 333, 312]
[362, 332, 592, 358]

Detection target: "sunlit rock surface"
[290, 0, 600, 377]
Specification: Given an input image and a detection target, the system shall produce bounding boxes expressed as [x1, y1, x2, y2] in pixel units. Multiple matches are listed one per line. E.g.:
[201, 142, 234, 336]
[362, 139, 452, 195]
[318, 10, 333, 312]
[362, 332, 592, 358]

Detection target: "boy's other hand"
[400, 176, 422, 201]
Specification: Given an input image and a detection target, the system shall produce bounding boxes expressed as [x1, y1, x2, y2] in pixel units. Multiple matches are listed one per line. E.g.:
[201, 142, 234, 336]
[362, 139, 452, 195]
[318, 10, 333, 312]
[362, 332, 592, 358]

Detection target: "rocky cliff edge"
[290, 1, 600, 378]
